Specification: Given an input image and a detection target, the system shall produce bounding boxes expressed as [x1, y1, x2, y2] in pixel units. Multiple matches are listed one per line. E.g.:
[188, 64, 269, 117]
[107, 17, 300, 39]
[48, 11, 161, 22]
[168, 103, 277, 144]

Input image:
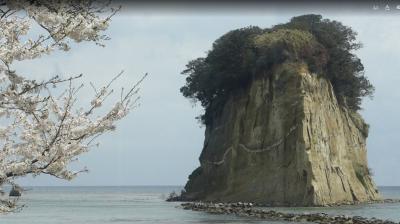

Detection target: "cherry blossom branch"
[0, 0, 141, 213]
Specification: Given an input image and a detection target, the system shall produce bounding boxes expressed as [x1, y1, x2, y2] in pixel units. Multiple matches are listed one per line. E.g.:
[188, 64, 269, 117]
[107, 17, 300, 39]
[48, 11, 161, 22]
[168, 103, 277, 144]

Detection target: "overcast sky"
[14, 3, 400, 186]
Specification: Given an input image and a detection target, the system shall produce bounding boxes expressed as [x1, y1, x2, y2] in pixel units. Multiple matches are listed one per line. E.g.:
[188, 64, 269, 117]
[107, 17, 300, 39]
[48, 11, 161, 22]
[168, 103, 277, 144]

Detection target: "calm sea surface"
[1, 186, 400, 224]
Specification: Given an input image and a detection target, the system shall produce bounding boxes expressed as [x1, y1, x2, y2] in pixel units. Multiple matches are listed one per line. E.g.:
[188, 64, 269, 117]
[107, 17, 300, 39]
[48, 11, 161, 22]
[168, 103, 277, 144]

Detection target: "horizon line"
[17, 185, 400, 187]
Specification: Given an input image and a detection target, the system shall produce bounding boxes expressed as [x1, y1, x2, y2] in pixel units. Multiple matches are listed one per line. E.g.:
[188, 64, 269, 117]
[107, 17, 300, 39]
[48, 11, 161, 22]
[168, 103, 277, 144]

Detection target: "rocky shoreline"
[180, 202, 400, 224]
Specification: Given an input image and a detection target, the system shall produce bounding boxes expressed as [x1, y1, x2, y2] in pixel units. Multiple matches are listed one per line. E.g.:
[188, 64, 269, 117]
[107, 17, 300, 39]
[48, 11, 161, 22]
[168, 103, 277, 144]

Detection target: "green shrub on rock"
[181, 14, 374, 125]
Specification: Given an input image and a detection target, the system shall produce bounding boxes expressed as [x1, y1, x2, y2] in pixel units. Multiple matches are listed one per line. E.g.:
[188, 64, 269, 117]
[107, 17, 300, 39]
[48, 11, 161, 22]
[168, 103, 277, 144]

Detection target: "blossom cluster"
[0, 0, 140, 213]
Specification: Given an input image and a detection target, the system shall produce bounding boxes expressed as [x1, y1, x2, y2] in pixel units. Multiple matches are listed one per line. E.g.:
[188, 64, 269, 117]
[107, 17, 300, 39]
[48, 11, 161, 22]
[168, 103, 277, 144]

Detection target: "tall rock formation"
[182, 62, 380, 206]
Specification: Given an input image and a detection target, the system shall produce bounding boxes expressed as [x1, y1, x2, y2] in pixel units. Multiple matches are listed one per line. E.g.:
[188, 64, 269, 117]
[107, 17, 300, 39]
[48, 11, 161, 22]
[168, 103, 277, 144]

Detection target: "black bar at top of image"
[109, 0, 400, 14]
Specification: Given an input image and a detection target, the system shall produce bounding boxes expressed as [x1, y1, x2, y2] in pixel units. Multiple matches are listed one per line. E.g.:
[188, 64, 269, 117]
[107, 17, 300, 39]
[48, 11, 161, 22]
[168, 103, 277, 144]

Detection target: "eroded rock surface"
[182, 63, 380, 206]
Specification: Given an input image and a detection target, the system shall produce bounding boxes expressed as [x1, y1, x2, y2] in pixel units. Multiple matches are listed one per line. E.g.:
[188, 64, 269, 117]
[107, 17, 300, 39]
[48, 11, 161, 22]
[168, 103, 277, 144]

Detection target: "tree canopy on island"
[180, 14, 374, 125]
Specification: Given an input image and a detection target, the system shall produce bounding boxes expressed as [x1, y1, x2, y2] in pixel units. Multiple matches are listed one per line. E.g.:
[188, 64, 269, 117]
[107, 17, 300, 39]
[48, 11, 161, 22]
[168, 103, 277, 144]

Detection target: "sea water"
[1, 186, 400, 224]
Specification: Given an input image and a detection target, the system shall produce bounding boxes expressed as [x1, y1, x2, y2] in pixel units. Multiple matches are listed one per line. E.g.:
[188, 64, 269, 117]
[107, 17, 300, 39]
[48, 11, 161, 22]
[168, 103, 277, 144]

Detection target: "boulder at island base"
[182, 63, 380, 206]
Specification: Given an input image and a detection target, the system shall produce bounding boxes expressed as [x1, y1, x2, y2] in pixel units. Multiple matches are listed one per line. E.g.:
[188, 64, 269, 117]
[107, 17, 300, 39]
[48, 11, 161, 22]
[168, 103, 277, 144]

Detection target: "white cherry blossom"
[0, 0, 144, 213]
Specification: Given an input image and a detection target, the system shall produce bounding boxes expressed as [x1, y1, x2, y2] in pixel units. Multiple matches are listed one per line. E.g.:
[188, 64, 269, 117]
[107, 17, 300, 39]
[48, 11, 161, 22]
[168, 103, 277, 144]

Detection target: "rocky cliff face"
[182, 62, 380, 206]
